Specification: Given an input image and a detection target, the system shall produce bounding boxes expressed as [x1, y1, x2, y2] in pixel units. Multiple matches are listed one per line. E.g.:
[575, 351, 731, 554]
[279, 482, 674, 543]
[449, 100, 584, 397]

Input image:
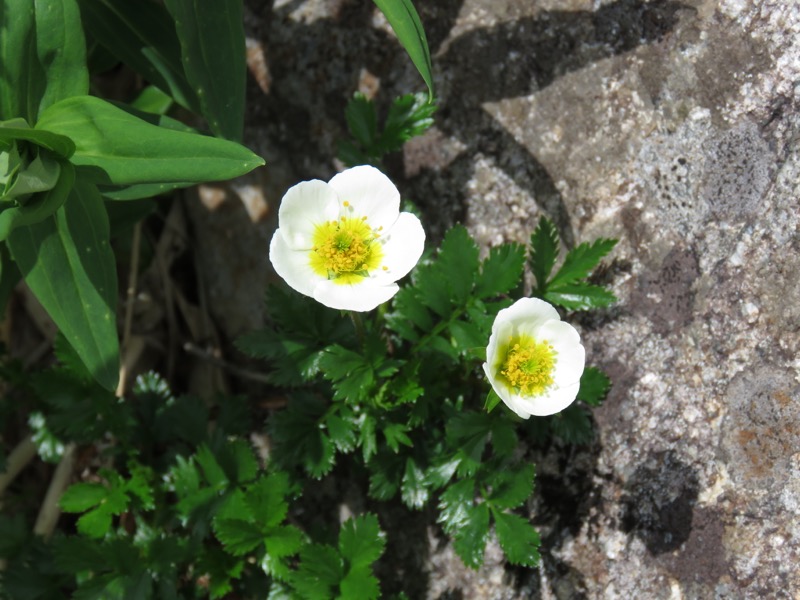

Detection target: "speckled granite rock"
[187, 0, 799, 597]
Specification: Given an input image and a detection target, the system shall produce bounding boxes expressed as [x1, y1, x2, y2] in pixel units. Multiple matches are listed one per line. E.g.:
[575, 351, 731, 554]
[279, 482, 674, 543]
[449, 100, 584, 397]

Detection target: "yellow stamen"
[343, 201, 350, 207]
[309, 216, 384, 285]
[499, 335, 556, 396]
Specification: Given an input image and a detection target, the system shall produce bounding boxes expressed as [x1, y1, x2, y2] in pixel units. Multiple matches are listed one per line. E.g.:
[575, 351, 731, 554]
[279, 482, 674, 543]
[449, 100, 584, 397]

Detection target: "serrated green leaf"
[386, 287, 431, 341]
[52, 535, 107, 573]
[491, 510, 540, 567]
[378, 93, 436, 154]
[345, 93, 377, 149]
[530, 217, 559, 292]
[372, 0, 434, 100]
[218, 438, 259, 485]
[262, 525, 304, 580]
[544, 283, 617, 310]
[446, 412, 490, 477]
[383, 422, 413, 453]
[360, 414, 378, 463]
[437, 478, 474, 534]
[367, 451, 403, 501]
[195, 444, 228, 489]
[453, 503, 490, 569]
[548, 238, 617, 289]
[60, 482, 108, 512]
[490, 417, 517, 457]
[438, 225, 479, 305]
[319, 344, 374, 402]
[401, 458, 429, 509]
[267, 395, 336, 477]
[326, 412, 358, 453]
[213, 518, 263, 556]
[339, 567, 381, 600]
[424, 455, 460, 489]
[339, 514, 385, 569]
[290, 544, 344, 600]
[488, 464, 534, 510]
[448, 319, 485, 355]
[577, 366, 610, 406]
[246, 472, 290, 529]
[549, 404, 594, 445]
[475, 243, 526, 298]
[76, 505, 113, 538]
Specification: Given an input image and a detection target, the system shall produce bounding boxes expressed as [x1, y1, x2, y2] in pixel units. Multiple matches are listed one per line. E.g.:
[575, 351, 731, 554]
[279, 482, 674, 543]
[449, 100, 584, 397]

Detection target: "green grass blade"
[372, 0, 434, 100]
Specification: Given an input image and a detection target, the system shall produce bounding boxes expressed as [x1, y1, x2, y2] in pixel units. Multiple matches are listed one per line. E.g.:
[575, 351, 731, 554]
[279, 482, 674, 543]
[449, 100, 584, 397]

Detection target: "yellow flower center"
[500, 335, 556, 396]
[309, 215, 383, 285]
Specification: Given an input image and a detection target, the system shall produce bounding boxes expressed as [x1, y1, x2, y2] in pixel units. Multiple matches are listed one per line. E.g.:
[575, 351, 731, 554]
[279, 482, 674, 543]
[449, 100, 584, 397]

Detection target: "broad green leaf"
[338, 514, 385, 569]
[491, 510, 540, 567]
[372, 0, 434, 100]
[547, 238, 618, 289]
[34, 0, 89, 113]
[213, 518, 264, 556]
[488, 464, 534, 510]
[530, 216, 559, 292]
[60, 482, 108, 512]
[0, 0, 43, 122]
[76, 506, 114, 538]
[36, 96, 264, 188]
[339, 568, 381, 600]
[130, 85, 174, 115]
[8, 179, 119, 390]
[544, 283, 617, 310]
[577, 366, 611, 407]
[76, 0, 200, 112]
[0, 120, 75, 157]
[163, 0, 246, 141]
[475, 242, 526, 299]
[453, 503, 490, 569]
[0, 158, 73, 241]
[401, 458, 429, 509]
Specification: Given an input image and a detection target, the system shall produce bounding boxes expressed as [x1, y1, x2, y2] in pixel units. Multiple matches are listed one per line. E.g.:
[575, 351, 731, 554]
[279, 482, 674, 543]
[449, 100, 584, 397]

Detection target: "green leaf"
[549, 404, 593, 445]
[163, 0, 246, 141]
[437, 478, 474, 534]
[0, 0, 42, 122]
[474, 242, 526, 298]
[401, 458, 429, 509]
[0, 158, 74, 241]
[544, 283, 617, 310]
[453, 503, 490, 569]
[8, 180, 119, 390]
[76, 0, 200, 112]
[0, 120, 76, 157]
[367, 451, 403, 501]
[76, 506, 114, 538]
[60, 482, 108, 512]
[129, 85, 174, 115]
[245, 472, 290, 529]
[319, 345, 375, 403]
[488, 464, 534, 510]
[529, 217, 559, 292]
[372, 0, 434, 100]
[35, 96, 264, 188]
[438, 225, 479, 305]
[339, 568, 381, 600]
[271, 394, 335, 478]
[446, 412, 490, 477]
[448, 319, 484, 355]
[577, 366, 611, 407]
[383, 422, 413, 453]
[290, 544, 344, 600]
[491, 510, 540, 567]
[213, 518, 264, 556]
[338, 514, 385, 569]
[379, 93, 436, 153]
[484, 389, 502, 413]
[548, 238, 618, 289]
[326, 411, 358, 453]
[34, 0, 89, 113]
[386, 287, 432, 341]
[345, 93, 378, 149]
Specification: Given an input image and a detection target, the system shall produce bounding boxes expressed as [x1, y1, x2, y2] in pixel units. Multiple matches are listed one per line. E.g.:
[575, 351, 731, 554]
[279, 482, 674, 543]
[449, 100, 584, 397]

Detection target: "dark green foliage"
[338, 92, 436, 166]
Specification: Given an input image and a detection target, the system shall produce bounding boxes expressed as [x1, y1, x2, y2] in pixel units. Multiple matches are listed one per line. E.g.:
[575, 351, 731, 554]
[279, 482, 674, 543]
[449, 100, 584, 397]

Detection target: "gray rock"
[187, 0, 800, 596]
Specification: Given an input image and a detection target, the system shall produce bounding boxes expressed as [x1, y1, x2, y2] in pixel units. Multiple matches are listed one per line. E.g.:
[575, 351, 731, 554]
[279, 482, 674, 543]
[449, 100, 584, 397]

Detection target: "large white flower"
[483, 298, 585, 418]
[269, 165, 425, 312]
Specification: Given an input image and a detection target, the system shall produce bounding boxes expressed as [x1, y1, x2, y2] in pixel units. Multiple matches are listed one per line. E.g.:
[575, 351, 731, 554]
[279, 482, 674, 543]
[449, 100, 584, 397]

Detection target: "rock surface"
[186, 0, 800, 597]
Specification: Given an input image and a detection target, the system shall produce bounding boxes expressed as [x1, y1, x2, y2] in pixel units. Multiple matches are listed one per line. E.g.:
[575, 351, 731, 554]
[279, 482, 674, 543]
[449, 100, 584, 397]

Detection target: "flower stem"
[349, 311, 366, 347]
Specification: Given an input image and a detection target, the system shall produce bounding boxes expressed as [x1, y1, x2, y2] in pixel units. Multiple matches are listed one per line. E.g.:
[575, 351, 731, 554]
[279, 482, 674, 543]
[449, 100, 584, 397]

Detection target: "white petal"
[278, 180, 340, 249]
[483, 363, 529, 419]
[328, 165, 400, 231]
[269, 231, 320, 297]
[495, 297, 560, 335]
[313, 279, 399, 312]
[372, 212, 425, 283]
[538, 320, 585, 386]
[515, 381, 581, 416]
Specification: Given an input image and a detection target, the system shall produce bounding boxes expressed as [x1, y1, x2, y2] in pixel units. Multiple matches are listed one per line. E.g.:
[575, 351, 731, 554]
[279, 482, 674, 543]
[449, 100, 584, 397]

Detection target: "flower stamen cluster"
[500, 336, 556, 396]
[310, 216, 383, 284]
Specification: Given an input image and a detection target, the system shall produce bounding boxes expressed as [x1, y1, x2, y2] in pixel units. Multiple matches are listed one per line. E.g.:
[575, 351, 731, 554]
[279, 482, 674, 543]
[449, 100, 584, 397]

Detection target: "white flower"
[483, 298, 585, 418]
[269, 165, 425, 312]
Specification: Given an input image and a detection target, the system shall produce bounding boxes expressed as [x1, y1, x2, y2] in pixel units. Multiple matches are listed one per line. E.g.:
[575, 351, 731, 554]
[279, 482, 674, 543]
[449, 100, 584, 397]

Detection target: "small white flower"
[483, 298, 585, 418]
[269, 165, 425, 312]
